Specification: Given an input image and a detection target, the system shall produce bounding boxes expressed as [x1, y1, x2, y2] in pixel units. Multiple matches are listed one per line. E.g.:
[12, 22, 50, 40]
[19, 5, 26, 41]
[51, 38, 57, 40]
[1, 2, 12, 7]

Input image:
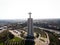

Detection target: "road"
[38, 27, 60, 34]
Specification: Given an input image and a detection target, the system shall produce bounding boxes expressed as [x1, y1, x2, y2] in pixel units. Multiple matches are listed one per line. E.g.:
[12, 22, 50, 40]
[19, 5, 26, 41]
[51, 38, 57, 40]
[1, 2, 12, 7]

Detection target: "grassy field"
[0, 43, 3, 45]
[0, 37, 23, 45]
[10, 37, 22, 42]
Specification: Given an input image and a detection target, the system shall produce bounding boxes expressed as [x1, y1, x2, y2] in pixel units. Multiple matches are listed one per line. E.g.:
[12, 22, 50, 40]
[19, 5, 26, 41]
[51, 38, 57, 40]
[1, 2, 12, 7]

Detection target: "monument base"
[25, 35, 35, 45]
[25, 39, 35, 45]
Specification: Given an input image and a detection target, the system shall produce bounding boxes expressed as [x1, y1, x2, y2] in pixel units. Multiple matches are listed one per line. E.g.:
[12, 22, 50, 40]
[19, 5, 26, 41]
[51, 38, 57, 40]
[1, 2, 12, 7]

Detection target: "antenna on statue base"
[28, 12, 32, 18]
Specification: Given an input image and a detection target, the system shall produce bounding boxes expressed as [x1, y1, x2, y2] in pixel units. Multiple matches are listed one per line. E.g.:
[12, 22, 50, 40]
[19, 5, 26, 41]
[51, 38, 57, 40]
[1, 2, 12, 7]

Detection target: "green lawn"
[9, 37, 22, 42]
[0, 43, 3, 45]
[0, 37, 23, 45]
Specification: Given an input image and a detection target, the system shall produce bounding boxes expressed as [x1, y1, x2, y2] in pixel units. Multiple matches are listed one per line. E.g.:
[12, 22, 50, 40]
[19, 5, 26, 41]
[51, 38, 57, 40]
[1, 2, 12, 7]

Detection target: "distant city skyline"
[0, 0, 60, 19]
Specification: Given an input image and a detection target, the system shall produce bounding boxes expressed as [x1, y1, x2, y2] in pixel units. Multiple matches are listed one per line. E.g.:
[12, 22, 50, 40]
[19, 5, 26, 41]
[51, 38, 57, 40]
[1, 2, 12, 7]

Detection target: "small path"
[9, 30, 23, 39]
[35, 32, 50, 45]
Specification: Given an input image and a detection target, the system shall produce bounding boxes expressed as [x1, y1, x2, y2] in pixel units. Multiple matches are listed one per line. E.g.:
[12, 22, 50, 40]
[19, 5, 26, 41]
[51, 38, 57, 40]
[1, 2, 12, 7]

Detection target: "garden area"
[0, 30, 25, 45]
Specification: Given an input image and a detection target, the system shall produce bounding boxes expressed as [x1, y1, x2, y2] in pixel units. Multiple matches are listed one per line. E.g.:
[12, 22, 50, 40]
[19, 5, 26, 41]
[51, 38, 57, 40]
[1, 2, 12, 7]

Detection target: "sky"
[0, 0, 60, 20]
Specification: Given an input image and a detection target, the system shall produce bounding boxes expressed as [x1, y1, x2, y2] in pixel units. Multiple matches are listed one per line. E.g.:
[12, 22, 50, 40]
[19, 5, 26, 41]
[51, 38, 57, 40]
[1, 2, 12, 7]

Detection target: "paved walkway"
[35, 32, 50, 45]
[9, 30, 23, 39]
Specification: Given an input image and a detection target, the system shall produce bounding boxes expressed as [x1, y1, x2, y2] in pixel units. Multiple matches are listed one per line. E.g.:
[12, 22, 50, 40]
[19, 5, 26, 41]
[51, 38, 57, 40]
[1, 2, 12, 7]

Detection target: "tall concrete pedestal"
[25, 12, 35, 45]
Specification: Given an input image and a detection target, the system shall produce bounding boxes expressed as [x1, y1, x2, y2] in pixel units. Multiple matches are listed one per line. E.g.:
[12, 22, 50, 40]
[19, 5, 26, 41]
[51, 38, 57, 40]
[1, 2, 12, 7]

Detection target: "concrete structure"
[25, 12, 35, 45]
[27, 12, 34, 37]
